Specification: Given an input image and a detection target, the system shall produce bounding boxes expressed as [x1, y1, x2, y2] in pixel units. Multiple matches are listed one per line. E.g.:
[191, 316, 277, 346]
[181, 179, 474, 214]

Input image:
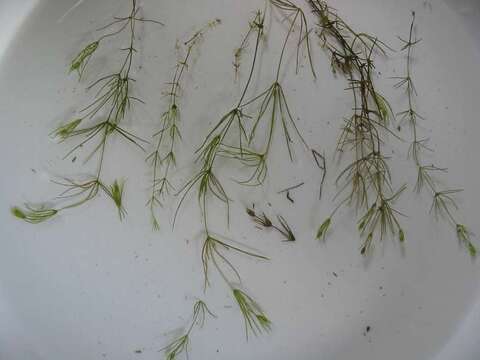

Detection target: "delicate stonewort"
[147, 19, 221, 231]
[309, 0, 405, 254]
[394, 12, 476, 257]
[13, 0, 161, 224]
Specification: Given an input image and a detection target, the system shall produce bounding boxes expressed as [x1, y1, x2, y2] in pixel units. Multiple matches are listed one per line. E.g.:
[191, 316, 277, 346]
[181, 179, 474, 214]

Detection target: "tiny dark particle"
[332, 272, 338, 277]
[286, 191, 294, 203]
[366, 326, 371, 333]
[134, 350, 142, 354]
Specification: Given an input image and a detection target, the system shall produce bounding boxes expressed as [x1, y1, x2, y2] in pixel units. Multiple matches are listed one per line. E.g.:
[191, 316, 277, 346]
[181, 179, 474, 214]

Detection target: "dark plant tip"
[246, 208, 256, 217]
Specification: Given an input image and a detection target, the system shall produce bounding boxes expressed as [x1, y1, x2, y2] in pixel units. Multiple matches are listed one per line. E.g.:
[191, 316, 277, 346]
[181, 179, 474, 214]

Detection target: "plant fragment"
[147, 19, 221, 230]
[233, 288, 271, 339]
[308, 0, 404, 253]
[161, 300, 215, 360]
[246, 206, 295, 242]
[394, 12, 476, 256]
[13, 0, 160, 224]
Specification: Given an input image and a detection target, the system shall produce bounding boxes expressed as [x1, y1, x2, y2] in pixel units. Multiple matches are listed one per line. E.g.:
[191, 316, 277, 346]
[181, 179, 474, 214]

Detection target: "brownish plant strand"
[147, 19, 221, 230]
[247, 207, 295, 241]
[308, 0, 405, 254]
[278, 181, 304, 203]
[394, 12, 476, 256]
[233, 12, 260, 81]
[312, 149, 326, 200]
[13, 0, 160, 224]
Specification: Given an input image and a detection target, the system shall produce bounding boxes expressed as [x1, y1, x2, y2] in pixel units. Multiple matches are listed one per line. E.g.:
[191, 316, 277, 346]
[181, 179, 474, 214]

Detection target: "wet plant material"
[238, 0, 316, 182]
[147, 19, 221, 231]
[11, 3, 478, 359]
[161, 300, 215, 360]
[11, 205, 58, 224]
[308, 0, 405, 254]
[13, 0, 160, 224]
[175, 1, 315, 336]
[174, 10, 265, 225]
[233, 8, 265, 82]
[247, 207, 295, 242]
[109, 179, 127, 220]
[311, 149, 326, 200]
[211, 1, 316, 193]
[233, 288, 271, 339]
[393, 12, 476, 256]
[278, 182, 304, 203]
[201, 234, 269, 288]
[172, 9, 272, 338]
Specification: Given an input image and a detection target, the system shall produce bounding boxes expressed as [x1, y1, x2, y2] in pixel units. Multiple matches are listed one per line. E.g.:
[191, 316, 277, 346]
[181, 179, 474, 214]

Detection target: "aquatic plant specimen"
[246, 206, 295, 242]
[216, 0, 317, 191]
[232, 10, 262, 82]
[394, 12, 476, 256]
[312, 149, 326, 200]
[176, 0, 315, 334]
[174, 8, 266, 251]
[12, 0, 160, 224]
[232, 288, 271, 339]
[308, 0, 405, 254]
[178, 0, 315, 319]
[161, 300, 215, 360]
[174, 9, 272, 337]
[147, 19, 221, 230]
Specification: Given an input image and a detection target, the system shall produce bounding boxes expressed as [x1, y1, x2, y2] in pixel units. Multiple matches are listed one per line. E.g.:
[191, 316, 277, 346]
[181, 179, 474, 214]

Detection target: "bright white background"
[0, 0, 479, 359]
